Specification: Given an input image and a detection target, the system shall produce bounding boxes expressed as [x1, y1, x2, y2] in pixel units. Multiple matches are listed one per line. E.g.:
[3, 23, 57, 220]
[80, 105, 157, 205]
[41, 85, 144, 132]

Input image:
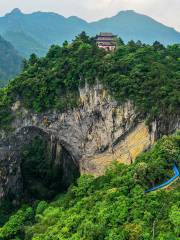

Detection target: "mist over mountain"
[0, 35, 22, 87]
[0, 8, 180, 57]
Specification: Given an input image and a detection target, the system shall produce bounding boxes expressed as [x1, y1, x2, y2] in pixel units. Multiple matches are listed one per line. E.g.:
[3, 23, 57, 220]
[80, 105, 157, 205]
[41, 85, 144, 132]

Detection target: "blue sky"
[0, 0, 180, 31]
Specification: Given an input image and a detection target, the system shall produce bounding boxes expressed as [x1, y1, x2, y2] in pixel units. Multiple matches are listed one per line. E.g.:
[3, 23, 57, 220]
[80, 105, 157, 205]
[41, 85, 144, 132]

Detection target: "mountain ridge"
[2, 8, 180, 32]
[0, 35, 22, 87]
[0, 8, 180, 57]
[2, 8, 179, 31]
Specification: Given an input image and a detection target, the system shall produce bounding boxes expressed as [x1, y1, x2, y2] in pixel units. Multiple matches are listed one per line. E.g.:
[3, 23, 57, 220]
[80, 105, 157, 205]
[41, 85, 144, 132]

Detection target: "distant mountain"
[0, 9, 180, 57]
[0, 35, 22, 87]
[0, 8, 88, 57]
[3, 31, 47, 58]
[88, 10, 180, 45]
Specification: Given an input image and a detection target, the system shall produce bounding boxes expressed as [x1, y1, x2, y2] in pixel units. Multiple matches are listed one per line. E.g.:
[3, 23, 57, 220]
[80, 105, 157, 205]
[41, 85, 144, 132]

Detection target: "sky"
[0, 0, 180, 31]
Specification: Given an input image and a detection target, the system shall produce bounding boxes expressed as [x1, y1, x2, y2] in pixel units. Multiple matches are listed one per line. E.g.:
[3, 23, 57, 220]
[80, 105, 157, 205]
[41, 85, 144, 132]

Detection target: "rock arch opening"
[19, 128, 80, 201]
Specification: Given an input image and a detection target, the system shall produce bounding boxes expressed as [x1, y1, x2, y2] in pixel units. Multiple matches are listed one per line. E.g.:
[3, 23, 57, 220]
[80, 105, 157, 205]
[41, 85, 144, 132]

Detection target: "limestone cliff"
[0, 83, 179, 203]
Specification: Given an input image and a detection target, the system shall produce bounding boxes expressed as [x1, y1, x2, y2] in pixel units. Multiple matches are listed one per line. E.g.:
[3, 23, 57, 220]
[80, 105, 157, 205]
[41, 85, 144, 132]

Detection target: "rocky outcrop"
[0, 83, 179, 203]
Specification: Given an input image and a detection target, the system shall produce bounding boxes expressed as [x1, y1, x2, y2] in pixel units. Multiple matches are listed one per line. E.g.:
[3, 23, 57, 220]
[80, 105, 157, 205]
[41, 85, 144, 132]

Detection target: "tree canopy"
[0, 132, 179, 240]
[0, 33, 179, 130]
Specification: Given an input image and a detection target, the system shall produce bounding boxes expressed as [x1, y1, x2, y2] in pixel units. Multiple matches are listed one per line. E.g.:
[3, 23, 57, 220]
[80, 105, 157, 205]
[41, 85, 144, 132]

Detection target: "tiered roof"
[96, 32, 117, 47]
[97, 32, 116, 37]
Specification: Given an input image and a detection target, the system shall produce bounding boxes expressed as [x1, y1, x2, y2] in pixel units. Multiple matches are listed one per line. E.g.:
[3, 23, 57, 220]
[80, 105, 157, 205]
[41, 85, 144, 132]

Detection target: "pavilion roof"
[96, 32, 117, 38]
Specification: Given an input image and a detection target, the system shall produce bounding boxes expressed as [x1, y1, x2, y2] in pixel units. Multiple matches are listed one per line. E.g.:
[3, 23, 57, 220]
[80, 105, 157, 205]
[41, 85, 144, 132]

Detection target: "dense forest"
[0, 33, 179, 239]
[0, 132, 179, 239]
[0, 35, 22, 87]
[0, 32, 179, 130]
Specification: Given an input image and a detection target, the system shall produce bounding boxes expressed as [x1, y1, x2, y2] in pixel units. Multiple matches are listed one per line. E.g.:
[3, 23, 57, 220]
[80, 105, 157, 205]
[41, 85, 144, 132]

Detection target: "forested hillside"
[0, 35, 22, 87]
[0, 132, 179, 239]
[0, 31, 179, 240]
[0, 33, 179, 130]
[0, 9, 180, 57]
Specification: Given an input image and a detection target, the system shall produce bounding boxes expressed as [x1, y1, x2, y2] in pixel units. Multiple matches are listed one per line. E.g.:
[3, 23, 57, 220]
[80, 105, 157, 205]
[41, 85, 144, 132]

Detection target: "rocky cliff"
[0, 83, 179, 203]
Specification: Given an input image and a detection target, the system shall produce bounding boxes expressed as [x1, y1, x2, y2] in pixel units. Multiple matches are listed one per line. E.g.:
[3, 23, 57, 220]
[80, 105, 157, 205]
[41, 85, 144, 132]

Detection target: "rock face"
[0, 83, 179, 203]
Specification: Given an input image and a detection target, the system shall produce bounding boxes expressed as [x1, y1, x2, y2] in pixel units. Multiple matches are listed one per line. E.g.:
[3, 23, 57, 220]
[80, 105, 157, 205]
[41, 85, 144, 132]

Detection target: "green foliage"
[35, 201, 48, 215]
[0, 33, 179, 238]
[0, 206, 34, 240]
[0, 86, 15, 130]
[6, 33, 103, 113]
[0, 33, 179, 131]
[103, 42, 180, 119]
[135, 133, 180, 188]
[169, 204, 180, 235]
[0, 133, 179, 240]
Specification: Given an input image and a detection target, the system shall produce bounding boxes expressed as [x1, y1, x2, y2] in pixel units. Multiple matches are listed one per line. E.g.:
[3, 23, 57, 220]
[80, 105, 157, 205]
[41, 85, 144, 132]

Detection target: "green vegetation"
[0, 35, 22, 87]
[0, 33, 179, 130]
[103, 41, 180, 120]
[0, 34, 179, 238]
[7, 33, 103, 113]
[0, 133, 179, 239]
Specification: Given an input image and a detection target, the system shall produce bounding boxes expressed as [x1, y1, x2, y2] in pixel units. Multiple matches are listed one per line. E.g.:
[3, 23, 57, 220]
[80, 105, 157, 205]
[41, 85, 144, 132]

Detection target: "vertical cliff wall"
[0, 83, 179, 202]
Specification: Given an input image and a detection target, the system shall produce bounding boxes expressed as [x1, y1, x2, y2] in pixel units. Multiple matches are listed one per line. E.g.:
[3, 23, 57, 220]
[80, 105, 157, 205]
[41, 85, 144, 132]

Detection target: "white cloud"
[0, 0, 179, 31]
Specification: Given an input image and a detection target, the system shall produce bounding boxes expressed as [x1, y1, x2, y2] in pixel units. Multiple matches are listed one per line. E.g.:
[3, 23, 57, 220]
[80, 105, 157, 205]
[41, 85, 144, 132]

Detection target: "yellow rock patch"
[82, 122, 152, 176]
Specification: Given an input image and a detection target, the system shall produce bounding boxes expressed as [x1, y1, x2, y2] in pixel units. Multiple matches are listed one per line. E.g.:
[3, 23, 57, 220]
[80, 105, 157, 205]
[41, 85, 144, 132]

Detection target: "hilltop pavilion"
[96, 32, 117, 51]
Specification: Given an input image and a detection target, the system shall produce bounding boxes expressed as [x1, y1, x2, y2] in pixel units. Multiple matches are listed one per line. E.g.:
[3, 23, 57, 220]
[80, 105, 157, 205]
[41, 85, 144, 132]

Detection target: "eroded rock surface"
[0, 83, 179, 203]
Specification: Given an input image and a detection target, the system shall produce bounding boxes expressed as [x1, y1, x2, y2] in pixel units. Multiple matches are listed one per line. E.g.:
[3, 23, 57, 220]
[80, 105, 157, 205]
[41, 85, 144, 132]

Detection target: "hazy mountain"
[3, 31, 47, 58]
[88, 10, 180, 45]
[0, 8, 88, 57]
[0, 35, 22, 87]
[0, 8, 179, 57]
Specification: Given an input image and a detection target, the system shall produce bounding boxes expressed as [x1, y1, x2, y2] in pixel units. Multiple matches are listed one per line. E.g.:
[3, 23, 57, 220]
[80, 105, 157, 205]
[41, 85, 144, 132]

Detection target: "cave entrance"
[21, 135, 80, 200]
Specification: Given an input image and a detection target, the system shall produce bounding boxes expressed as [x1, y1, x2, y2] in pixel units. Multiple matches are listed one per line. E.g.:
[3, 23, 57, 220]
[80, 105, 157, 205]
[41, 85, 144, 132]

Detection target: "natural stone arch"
[0, 84, 179, 204]
[0, 126, 80, 204]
